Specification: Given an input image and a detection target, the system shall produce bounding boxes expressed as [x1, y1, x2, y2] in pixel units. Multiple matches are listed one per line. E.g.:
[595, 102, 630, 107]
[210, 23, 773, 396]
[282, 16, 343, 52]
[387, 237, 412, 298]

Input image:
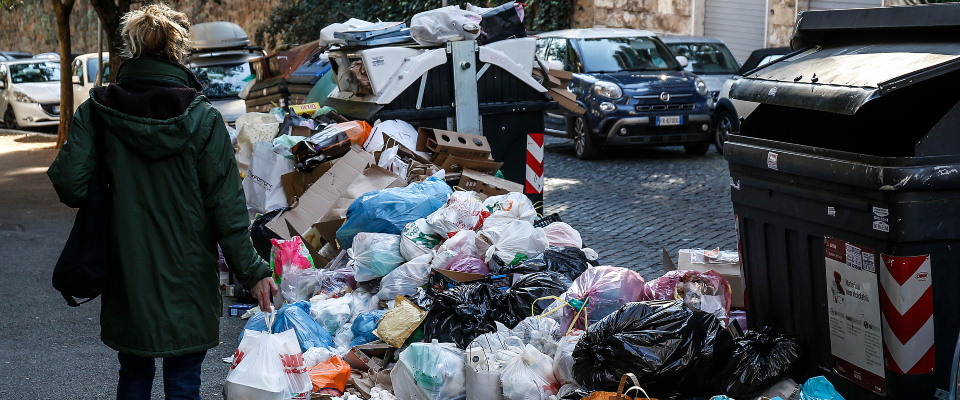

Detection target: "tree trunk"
[89, 0, 131, 84]
[52, 0, 75, 149]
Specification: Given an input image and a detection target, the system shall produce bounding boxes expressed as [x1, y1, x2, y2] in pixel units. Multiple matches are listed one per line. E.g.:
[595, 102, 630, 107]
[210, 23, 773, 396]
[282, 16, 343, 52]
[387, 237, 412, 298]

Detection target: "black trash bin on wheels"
[726, 5, 960, 399]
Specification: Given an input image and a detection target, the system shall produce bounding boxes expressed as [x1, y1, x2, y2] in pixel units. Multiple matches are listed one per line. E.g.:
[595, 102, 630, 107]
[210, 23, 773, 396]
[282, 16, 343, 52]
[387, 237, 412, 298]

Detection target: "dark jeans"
[117, 350, 206, 400]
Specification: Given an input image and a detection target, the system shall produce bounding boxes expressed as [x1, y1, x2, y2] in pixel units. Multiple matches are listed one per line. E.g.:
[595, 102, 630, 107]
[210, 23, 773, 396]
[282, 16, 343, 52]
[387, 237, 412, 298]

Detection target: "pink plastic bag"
[562, 266, 645, 330]
[645, 270, 732, 322]
[448, 257, 489, 275]
[425, 191, 488, 238]
[430, 230, 479, 270]
[542, 222, 582, 248]
[270, 237, 315, 284]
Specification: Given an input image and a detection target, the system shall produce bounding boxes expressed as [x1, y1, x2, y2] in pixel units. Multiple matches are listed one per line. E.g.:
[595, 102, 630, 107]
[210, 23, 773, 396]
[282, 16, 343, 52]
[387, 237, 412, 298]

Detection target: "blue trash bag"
[239, 302, 334, 353]
[337, 177, 452, 248]
[349, 309, 388, 347]
[799, 376, 844, 400]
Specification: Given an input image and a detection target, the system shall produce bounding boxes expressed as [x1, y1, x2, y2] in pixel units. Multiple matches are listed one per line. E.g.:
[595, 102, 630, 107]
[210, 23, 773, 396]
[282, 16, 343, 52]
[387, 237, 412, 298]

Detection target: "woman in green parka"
[47, 4, 276, 399]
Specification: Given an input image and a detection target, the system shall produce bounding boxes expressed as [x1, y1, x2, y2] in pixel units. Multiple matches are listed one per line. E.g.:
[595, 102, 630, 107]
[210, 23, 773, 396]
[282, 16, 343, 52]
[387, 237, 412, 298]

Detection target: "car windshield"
[576, 37, 679, 73]
[667, 43, 739, 74]
[191, 62, 249, 98]
[10, 62, 60, 83]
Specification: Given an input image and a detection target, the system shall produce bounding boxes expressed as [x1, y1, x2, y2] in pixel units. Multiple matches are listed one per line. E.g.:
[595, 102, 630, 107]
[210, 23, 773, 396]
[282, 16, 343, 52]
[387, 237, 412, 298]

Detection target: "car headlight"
[13, 90, 37, 103]
[694, 77, 708, 96]
[592, 81, 623, 100]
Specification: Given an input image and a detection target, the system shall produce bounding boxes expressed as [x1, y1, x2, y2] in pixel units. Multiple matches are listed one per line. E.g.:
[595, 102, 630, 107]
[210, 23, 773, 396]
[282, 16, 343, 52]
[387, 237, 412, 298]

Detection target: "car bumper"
[603, 114, 712, 146]
[11, 101, 60, 127]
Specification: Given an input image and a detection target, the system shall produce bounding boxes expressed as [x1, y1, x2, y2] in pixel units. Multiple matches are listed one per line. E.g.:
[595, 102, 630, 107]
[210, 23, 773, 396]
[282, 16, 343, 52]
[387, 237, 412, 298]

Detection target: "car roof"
[537, 28, 656, 39]
[75, 52, 110, 60]
[658, 35, 727, 45]
[2, 58, 60, 65]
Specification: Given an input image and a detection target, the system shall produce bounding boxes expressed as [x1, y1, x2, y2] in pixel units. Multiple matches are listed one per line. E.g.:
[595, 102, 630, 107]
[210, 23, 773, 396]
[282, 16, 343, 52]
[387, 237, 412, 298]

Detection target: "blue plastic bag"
[349, 310, 388, 347]
[337, 177, 452, 248]
[799, 376, 844, 400]
[240, 302, 334, 353]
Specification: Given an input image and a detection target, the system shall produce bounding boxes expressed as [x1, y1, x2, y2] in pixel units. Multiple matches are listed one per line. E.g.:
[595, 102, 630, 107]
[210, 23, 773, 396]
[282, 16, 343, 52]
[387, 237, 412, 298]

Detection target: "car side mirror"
[72, 75, 81, 84]
[675, 56, 689, 68]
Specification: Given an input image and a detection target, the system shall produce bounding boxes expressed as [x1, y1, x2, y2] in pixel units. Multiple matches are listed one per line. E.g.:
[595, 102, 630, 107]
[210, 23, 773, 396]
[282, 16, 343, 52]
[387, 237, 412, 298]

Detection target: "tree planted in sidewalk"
[51, 0, 76, 148]
[88, 0, 131, 84]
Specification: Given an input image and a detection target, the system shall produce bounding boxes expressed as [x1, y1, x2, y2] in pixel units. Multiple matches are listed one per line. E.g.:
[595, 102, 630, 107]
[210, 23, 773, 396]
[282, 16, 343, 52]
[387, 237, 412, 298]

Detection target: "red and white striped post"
[880, 254, 936, 374]
[525, 133, 544, 213]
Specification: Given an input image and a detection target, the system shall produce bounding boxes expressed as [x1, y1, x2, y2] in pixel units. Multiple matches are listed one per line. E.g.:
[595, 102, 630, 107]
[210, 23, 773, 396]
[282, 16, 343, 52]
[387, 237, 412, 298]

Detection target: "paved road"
[0, 131, 737, 398]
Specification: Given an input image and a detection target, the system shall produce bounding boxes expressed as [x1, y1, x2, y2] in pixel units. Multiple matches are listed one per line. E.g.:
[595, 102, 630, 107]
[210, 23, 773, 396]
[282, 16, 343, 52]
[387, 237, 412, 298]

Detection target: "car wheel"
[684, 141, 711, 156]
[3, 107, 18, 130]
[569, 115, 600, 160]
[714, 109, 739, 154]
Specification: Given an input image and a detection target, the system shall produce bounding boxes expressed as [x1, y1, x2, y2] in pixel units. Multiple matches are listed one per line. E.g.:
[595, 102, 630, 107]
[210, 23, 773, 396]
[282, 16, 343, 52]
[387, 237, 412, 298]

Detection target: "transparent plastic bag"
[401, 218, 443, 261]
[378, 252, 434, 300]
[562, 266, 646, 330]
[348, 233, 405, 282]
[509, 317, 561, 356]
[310, 293, 354, 335]
[410, 6, 482, 46]
[269, 236, 314, 284]
[426, 191, 486, 238]
[350, 288, 381, 322]
[542, 222, 583, 249]
[480, 192, 537, 230]
[240, 302, 334, 353]
[645, 270, 732, 323]
[392, 340, 468, 400]
[431, 230, 479, 270]
[499, 342, 560, 400]
[449, 257, 489, 275]
[483, 220, 547, 271]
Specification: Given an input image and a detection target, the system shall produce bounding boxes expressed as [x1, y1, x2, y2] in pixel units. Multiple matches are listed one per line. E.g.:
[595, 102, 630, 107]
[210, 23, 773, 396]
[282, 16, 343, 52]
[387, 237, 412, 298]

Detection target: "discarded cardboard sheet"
[313, 165, 405, 245]
[662, 247, 745, 309]
[343, 342, 395, 372]
[548, 87, 586, 115]
[438, 154, 502, 175]
[458, 169, 523, 198]
[416, 128, 492, 161]
[281, 162, 332, 205]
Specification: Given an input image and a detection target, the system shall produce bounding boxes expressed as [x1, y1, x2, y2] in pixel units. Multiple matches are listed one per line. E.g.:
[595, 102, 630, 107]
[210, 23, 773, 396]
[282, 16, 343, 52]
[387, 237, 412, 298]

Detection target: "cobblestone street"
[543, 136, 738, 278]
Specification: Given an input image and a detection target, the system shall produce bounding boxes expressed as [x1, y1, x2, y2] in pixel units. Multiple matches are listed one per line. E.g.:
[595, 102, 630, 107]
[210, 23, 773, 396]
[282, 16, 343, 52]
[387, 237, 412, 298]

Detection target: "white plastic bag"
[483, 220, 548, 271]
[510, 317, 561, 356]
[379, 252, 435, 300]
[391, 340, 467, 400]
[225, 312, 312, 400]
[410, 6, 482, 46]
[551, 331, 583, 386]
[309, 293, 354, 335]
[242, 141, 294, 217]
[543, 222, 583, 249]
[481, 192, 537, 229]
[303, 346, 336, 368]
[350, 288, 381, 322]
[498, 343, 559, 400]
[430, 230, 479, 271]
[401, 218, 443, 261]
[378, 146, 409, 183]
[465, 325, 512, 400]
[235, 112, 281, 173]
[426, 191, 486, 238]
[476, 222, 507, 257]
[332, 322, 355, 356]
[348, 233, 405, 282]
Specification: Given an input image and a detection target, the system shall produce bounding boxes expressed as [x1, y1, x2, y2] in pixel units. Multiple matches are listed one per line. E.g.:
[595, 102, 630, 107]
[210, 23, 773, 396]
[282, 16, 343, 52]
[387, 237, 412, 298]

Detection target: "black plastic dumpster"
[726, 5, 960, 399]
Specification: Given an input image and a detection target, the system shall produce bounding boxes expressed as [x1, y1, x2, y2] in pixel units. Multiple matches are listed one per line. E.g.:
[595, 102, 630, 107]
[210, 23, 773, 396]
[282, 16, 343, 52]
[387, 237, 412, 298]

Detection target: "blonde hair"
[120, 4, 191, 63]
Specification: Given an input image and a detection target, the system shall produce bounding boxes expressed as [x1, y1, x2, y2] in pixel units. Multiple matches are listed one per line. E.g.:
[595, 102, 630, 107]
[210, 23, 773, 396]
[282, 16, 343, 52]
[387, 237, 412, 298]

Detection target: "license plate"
[52, 106, 60, 114]
[656, 116, 682, 126]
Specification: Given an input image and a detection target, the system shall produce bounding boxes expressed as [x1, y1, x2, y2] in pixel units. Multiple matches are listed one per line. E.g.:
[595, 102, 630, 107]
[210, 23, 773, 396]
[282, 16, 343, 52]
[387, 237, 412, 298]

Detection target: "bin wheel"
[684, 141, 711, 155]
[3, 107, 18, 130]
[714, 109, 738, 154]
[569, 115, 600, 160]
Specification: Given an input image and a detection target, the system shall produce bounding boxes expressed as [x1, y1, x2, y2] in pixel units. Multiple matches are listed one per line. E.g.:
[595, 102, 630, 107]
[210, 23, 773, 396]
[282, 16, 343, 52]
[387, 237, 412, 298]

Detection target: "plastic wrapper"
[400, 218, 442, 261]
[309, 294, 354, 335]
[449, 257, 489, 275]
[713, 329, 802, 397]
[348, 233, 405, 282]
[226, 318, 312, 400]
[503, 272, 569, 327]
[350, 310, 388, 347]
[410, 6, 481, 46]
[562, 266, 645, 330]
[499, 342, 560, 400]
[422, 282, 503, 348]
[378, 252, 434, 300]
[303, 347, 335, 368]
[510, 316, 561, 356]
[572, 300, 735, 397]
[269, 236, 314, 284]
[799, 376, 843, 400]
[645, 269, 732, 323]
[552, 331, 584, 386]
[337, 177, 452, 248]
[431, 230, 479, 271]
[391, 340, 467, 400]
[543, 222, 583, 249]
[374, 296, 428, 348]
[501, 246, 590, 282]
[481, 192, 537, 229]
[308, 355, 352, 395]
[482, 220, 548, 271]
[426, 191, 487, 238]
[240, 302, 334, 354]
[280, 268, 351, 303]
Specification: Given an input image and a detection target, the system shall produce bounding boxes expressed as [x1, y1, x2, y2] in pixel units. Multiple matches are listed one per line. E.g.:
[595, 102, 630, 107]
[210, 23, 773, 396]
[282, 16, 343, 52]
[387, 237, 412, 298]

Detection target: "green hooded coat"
[48, 58, 271, 358]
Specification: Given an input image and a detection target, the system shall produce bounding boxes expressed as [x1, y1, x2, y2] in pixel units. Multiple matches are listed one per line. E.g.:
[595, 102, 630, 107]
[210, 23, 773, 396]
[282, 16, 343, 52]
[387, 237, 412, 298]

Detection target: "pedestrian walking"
[47, 4, 275, 399]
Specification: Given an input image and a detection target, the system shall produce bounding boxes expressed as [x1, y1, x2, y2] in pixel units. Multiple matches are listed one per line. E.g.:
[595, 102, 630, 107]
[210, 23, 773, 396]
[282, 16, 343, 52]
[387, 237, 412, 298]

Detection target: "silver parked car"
[659, 36, 739, 107]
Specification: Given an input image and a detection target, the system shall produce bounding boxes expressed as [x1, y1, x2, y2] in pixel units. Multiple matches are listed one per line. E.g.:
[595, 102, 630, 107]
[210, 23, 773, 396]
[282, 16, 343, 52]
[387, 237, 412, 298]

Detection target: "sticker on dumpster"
[767, 152, 778, 170]
[879, 253, 935, 375]
[828, 207, 836, 217]
[824, 237, 886, 394]
[872, 207, 890, 232]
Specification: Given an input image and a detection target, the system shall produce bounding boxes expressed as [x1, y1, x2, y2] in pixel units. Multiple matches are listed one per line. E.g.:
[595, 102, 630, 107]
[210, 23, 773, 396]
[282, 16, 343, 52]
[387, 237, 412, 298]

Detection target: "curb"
[0, 128, 57, 137]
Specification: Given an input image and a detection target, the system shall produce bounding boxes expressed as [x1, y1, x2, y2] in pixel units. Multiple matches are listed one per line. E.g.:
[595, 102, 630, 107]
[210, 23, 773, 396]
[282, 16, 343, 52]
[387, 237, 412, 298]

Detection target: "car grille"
[40, 103, 59, 116]
[635, 103, 696, 112]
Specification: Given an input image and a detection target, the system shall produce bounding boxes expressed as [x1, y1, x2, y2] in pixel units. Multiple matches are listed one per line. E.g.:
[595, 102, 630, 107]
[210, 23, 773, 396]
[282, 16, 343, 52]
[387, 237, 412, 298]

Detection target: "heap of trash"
[219, 3, 844, 400]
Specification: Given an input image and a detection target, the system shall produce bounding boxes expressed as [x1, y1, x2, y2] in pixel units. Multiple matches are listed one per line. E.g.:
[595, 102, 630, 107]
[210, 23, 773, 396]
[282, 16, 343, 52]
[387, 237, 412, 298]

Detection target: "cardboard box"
[438, 154, 502, 175]
[267, 145, 374, 237]
[662, 247, 745, 309]
[416, 128, 492, 161]
[311, 165, 405, 245]
[343, 342, 395, 372]
[281, 162, 332, 205]
[459, 169, 523, 198]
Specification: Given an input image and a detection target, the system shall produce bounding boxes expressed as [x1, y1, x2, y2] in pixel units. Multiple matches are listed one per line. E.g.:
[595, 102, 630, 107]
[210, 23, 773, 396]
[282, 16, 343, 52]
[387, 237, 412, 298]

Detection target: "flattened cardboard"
[290, 125, 313, 137]
[548, 87, 586, 115]
[267, 145, 374, 237]
[416, 128, 492, 160]
[662, 247, 745, 309]
[459, 169, 522, 198]
[312, 165, 405, 246]
[281, 162, 333, 205]
[343, 342, 395, 372]
[438, 154, 502, 175]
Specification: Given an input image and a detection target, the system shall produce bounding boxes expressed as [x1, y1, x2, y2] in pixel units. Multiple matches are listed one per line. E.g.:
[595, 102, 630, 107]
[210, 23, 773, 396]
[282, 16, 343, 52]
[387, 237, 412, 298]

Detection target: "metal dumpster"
[725, 5, 960, 399]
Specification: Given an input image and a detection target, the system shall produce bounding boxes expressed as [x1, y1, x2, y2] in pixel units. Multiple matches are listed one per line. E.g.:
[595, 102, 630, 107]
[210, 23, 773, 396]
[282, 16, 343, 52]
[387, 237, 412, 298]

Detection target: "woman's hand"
[252, 277, 278, 312]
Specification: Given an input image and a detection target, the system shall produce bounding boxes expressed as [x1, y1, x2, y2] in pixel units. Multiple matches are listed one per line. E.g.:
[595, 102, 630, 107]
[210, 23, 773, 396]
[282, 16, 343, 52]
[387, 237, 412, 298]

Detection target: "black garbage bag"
[407, 287, 435, 311]
[250, 208, 286, 260]
[291, 129, 351, 172]
[422, 282, 500, 348]
[713, 328, 802, 397]
[501, 246, 590, 282]
[501, 271, 569, 327]
[572, 300, 735, 398]
[479, 2, 526, 44]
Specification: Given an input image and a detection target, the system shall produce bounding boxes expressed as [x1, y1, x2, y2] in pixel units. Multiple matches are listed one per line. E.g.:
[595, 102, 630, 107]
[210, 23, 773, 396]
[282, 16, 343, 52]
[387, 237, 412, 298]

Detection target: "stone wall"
[0, 0, 278, 56]
[574, 0, 694, 35]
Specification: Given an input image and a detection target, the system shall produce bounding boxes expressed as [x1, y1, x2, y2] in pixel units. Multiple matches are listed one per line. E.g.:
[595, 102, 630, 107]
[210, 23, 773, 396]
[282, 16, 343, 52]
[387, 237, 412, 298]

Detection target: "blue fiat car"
[537, 29, 714, 159]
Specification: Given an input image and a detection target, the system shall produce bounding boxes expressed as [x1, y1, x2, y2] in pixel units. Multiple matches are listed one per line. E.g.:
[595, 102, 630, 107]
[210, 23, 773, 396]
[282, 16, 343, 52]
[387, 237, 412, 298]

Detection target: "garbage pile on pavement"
[220, 3, 842, 400]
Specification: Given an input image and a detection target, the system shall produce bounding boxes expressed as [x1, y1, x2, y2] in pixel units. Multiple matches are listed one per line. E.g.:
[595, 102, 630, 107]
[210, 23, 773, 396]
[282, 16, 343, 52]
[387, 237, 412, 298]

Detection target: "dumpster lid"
[730, 5, 960, 115]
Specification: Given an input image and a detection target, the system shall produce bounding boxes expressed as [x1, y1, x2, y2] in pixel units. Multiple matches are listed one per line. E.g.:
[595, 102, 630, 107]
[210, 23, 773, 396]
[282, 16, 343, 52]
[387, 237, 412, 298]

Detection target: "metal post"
[95, 19, 103, 87]
[449, 40, 481, 136]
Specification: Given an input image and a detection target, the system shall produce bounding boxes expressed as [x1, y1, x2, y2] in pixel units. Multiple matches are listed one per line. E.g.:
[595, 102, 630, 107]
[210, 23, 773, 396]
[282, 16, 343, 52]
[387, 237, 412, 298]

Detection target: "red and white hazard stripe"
[880, 254, 935, 374]
[526, 133, 544, 194]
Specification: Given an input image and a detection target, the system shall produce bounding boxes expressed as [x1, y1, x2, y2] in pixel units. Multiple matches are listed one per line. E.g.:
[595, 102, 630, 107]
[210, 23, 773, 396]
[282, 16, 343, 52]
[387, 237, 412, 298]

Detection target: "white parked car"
[70, 53, 109, 113]
[712, 47, 791, 153]
[0, 59, 62, 129]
